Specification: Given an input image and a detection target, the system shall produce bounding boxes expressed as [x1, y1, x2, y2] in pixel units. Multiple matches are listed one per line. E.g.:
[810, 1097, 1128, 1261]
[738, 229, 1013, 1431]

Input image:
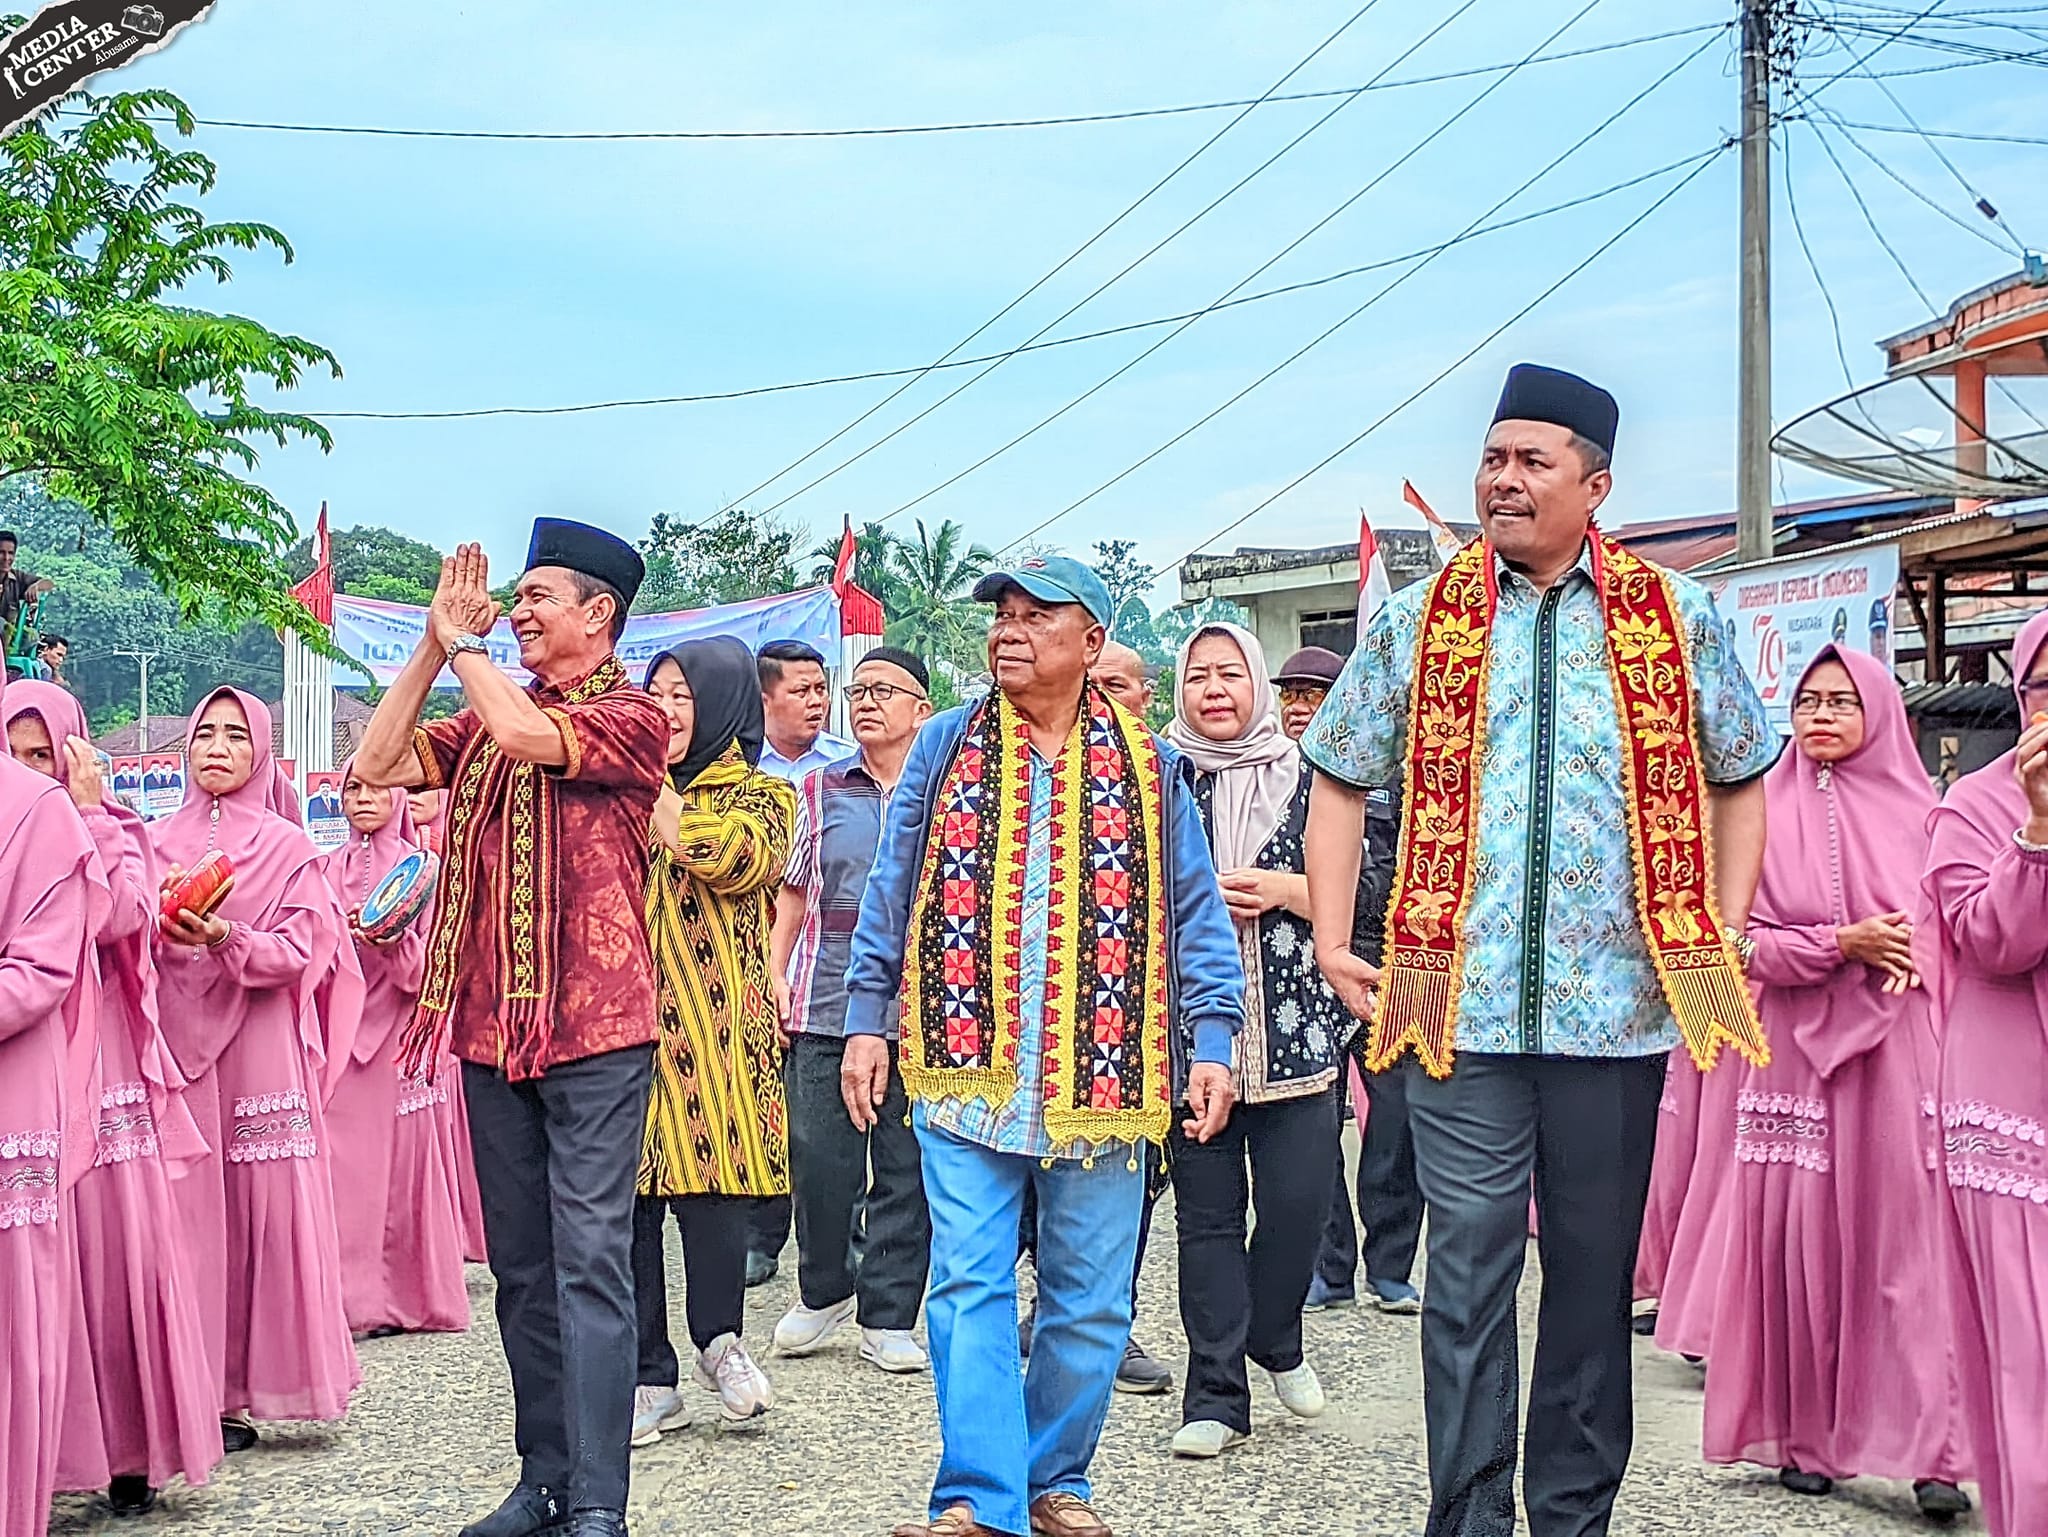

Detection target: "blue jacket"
[844, 702, 1245, 1092]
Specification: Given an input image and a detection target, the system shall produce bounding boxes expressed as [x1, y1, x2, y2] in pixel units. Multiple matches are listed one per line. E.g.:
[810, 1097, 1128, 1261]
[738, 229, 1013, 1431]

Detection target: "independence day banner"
[331, 586, 844, 690]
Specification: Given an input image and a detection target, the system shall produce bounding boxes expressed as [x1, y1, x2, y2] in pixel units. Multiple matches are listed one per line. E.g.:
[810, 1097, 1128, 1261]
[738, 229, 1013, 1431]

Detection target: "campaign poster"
[304, 769, 348, 852]
[109, 755, 144, 814]
[1703, 545, 1901, 734]
[141, 752, 185, 820]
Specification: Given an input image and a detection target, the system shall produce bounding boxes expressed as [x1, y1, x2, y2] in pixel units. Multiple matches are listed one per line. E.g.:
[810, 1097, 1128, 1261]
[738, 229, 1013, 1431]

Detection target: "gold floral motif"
[1425, 611, 1488, 663]
[1644, 793, 1698, 846]
[1652, 887, 1703, 945]
[1402, 889, 1456, 943]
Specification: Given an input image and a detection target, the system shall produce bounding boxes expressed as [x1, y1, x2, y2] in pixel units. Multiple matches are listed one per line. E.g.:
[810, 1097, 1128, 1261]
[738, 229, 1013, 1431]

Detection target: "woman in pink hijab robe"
[1931, 608, 2048, 1537]
[150, 688, 363, 1450]
[4, 682, 222, 1516]
[407, 787, 487, 1263]
[321, 761, 470, 1336]
[0, 668, 105, 1537]
[1700, 646, 1968, 1520]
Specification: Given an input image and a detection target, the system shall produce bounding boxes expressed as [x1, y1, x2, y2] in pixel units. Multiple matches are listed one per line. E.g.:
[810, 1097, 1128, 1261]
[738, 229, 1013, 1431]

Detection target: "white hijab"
[1165, 621, 1301, 873]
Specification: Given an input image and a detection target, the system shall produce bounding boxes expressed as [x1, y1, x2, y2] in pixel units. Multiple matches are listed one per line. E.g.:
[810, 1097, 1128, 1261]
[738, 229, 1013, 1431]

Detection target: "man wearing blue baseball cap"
[841, 555, 1245, 1537]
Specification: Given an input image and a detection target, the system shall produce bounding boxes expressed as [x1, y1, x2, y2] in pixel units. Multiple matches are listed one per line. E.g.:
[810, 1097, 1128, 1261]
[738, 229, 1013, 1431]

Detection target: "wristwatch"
[445, 633, 489, 665]
[1729, 932, 1757, 967]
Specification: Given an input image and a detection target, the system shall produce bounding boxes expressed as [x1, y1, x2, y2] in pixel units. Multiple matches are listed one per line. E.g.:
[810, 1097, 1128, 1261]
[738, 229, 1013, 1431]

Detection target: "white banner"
[331, 587, 843, 689]
[1703, 545, 1901, 732]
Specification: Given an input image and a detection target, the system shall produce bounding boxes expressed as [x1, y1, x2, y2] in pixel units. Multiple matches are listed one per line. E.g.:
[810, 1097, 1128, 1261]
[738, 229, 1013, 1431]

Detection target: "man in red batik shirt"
[355, 519, 668, 1537]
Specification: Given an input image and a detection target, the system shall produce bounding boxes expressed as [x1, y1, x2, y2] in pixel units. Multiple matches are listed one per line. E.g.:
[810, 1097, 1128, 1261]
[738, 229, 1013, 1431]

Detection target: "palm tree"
[885, 518, 994, 669]
[806, 519, 900, 601]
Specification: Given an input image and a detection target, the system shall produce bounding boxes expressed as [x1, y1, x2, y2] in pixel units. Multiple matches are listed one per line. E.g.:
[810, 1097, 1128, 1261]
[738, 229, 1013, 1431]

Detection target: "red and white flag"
[1404, 479, 1466, 568]
[290, 502, 334, 627]
[1358, 513, 1393, 630]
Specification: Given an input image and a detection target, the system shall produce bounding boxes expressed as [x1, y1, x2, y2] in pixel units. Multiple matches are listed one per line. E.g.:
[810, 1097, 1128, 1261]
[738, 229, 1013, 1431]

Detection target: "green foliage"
[0, 87, 339, 638]
[1154, 595, 1250, 657]
[1090, 540, 1158, 632]
[290, 522, 444, 607]
[639, 509, 801, 613]
[807, 520, 901, 605]
[882, 518, 994, 675]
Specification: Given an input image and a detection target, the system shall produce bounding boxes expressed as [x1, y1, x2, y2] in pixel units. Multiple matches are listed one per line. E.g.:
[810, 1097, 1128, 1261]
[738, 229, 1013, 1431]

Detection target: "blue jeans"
[915, 1111, 1144, 1537]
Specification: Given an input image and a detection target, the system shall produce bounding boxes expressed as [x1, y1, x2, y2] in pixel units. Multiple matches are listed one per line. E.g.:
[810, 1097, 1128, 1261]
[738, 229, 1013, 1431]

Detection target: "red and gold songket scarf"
[1372, 535, 1770, 1079]
[901, 685, 1174, 1150]
[397, 655, 629, 1082]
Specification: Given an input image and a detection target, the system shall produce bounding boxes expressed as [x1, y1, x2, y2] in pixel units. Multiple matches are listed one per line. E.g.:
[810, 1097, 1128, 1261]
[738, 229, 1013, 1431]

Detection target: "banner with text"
[331, 587, 843, 690]
[1702, 545, 1901, 732]
[305, 770, 348, 853]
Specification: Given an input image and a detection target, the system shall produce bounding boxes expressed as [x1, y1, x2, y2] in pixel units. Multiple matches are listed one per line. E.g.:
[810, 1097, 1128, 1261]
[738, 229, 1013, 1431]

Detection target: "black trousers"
[1404, 1053, 1664, 1537]
[463, 1045, 653, 1514]
[632, 1193, 749, 1376]
[1316, 1059, 1424, 1292]
[785, 1034, 931, 1331]
[1170, 1093, 1341, 1434]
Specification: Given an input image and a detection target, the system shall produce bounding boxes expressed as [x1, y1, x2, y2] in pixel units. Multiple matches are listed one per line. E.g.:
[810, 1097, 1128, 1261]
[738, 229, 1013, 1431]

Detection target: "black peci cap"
[524, 518, 646, 608]
[1492, 364, 1619, 456]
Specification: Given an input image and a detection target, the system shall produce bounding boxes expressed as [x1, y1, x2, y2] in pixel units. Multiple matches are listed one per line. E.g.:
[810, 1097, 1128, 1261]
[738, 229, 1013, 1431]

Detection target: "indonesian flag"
[290, 503, 334, 627]
[830, 517, 857, 589]
[1404, 479, 1466, 568]
[1358, 513, 1393, 630]
[830, 514, 886, 639]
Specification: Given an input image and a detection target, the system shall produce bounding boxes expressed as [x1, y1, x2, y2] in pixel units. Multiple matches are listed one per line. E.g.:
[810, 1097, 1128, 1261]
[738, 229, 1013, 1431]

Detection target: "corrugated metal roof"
[1902, 682, 2020, 724]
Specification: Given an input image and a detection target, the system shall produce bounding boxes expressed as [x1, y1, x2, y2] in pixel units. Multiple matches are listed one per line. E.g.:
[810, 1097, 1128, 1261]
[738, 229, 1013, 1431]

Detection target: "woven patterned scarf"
[901, 685, 1173, 1149]
[399, 656, 628, 1082]
[1372, 535, 1770, 1079]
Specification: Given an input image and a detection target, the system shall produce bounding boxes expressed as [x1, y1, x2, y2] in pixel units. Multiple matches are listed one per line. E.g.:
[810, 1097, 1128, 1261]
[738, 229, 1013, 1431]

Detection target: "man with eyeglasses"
[770, 647, 938, 1377]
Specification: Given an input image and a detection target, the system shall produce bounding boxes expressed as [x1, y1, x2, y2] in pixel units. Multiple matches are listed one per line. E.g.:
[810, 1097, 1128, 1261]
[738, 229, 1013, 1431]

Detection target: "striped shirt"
[783, 752, 891, 1039]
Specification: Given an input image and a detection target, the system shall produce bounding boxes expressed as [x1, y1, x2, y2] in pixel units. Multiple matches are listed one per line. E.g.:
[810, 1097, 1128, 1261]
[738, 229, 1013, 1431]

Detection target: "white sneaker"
[1270, 1362, 1326, 1420]
[629, 1384, 690, 1448]
[859, 1327, 930, 1375]
[773, 1296, 856, 1357]
[1171, 1419, 1249, 1459]
[693, 1334, 774, 1422]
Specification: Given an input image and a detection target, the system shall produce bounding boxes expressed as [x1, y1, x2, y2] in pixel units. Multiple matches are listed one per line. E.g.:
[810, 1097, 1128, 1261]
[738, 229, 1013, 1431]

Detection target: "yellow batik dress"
[639, 744, 797, 1198]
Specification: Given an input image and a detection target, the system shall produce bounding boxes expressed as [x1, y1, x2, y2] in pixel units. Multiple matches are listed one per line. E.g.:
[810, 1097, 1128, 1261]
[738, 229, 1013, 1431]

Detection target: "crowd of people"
[3, 363, 2047, 1537]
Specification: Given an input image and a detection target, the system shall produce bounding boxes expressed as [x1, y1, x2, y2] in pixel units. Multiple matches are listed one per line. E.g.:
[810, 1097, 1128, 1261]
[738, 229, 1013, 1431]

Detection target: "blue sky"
[111, 0, 2048, 601]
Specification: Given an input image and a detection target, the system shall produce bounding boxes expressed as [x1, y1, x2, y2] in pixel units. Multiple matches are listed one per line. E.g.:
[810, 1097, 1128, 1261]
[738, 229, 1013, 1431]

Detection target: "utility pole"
[112, 649, 158, 750]
[1737, 0, 1774, 563]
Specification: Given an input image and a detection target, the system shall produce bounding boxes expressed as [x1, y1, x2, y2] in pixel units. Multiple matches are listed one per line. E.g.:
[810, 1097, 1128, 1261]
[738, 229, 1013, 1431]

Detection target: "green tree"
[0, 86, 341, 636]
[1089, 540, 1159, 631]
[289, 522, 445, 607]
[884, 518, 992, 672]
[806, 520, 902, 604]
[639, 509, 801, 613]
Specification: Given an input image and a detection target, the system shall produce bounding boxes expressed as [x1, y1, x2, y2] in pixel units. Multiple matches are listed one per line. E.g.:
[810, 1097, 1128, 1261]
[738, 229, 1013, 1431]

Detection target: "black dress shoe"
[1914, 1480, 1971, 1524]
[365, 1324, 406, 1340]
[220, 1418, 259, 1454]
[107, 1476, 157, 1517]
[1630, 1309, 1658, 1337]
[561, 1513, 628, 1537]
[744, 1251, 778, 1288]
[459, 1483, 567, 1537]
[1779, 1466, 1834, 1497]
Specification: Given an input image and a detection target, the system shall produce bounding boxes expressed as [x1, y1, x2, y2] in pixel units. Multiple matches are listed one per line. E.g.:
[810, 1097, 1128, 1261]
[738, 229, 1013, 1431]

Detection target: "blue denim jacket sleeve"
[843, 709, 960, 1040]
[1162, 750, 1246, 1067]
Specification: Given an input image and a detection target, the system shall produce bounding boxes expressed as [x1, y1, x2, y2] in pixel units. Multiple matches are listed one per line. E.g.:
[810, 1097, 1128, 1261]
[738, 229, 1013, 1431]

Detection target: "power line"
[85, 25, 1725, 144]
[865, 0, 1619, 534]
[988, 41, 1728, 554]
[318, 154, 1723, 423]
[703, 0, 1395, 524]
[746, 0, 1500, 525]
[1816, 21, 2030, 249]
[1826, 117, 2048, 146]
[1814, 109, 2017, 252]
[1779, 128, 1862, 394]
[1164, 153, 1722, 569]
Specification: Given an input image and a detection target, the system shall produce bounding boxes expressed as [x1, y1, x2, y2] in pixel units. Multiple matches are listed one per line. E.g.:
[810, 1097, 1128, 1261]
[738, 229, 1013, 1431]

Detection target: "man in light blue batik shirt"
[1301, 365, 1777, 1537]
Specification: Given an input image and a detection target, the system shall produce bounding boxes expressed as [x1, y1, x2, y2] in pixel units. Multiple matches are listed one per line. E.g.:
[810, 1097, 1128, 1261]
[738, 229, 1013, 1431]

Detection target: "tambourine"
[160, 851, 235, 924]
[358, 848, 440, 943]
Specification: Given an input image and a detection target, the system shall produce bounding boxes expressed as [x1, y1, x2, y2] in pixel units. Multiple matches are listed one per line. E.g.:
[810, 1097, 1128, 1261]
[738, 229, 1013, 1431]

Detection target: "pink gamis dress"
[1931, 608, 2048, 1537]
[1699, 646, 1966, 1486]
[150, 688, 365, 1424]
[0, 672, 107, 1537]
[320, 763, 470, 1335]
[411, 798, 488, 1262]
[1, 682, 224, 1495]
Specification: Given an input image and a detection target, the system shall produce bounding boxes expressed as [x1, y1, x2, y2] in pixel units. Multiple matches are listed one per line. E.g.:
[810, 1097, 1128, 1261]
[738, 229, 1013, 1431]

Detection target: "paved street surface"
[50, 1163, 1974, 1537]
